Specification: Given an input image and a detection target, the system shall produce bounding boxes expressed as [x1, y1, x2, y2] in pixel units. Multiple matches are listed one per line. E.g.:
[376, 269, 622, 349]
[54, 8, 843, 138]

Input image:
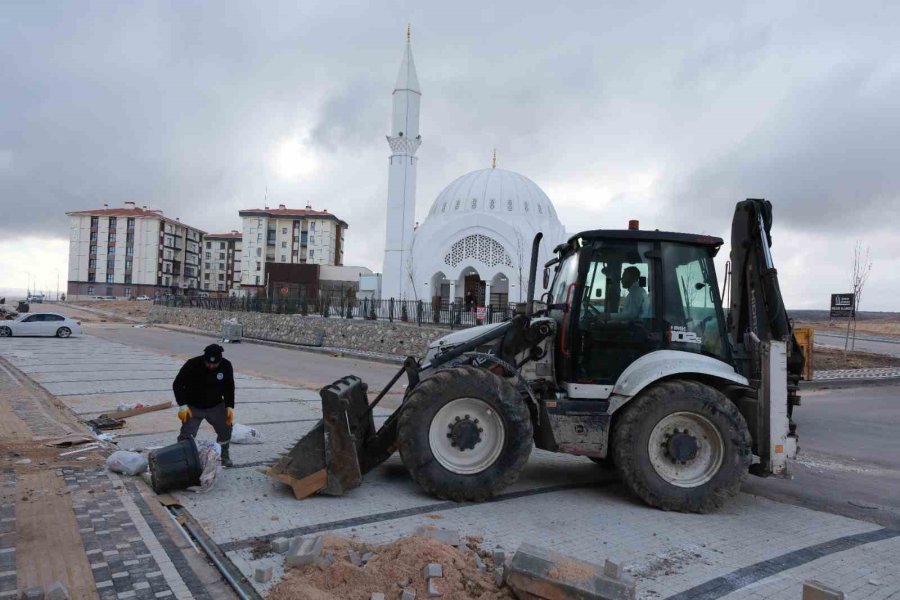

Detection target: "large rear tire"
[611, 380, 751, 513]
[398, 365, 532, 502]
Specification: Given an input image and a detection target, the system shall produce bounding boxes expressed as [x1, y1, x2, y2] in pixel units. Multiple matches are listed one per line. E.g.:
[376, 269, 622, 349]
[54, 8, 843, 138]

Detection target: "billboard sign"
[830, 293, 855, 318]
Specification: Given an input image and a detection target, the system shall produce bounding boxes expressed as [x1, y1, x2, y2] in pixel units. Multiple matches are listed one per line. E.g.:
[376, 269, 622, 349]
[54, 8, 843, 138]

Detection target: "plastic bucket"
[148, 437, 202, 493]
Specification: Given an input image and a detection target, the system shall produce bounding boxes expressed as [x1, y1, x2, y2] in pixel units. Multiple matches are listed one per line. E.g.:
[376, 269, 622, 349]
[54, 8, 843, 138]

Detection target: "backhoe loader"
[267, 198, 803, 512]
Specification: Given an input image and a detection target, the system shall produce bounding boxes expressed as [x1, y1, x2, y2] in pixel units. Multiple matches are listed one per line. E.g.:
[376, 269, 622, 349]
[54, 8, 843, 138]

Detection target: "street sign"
[830, 293, 855, 318]
[476, 306, 487, 321]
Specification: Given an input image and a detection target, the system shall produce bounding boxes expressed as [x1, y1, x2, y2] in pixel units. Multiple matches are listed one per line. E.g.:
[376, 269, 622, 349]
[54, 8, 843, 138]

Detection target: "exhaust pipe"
[526, 232, 543, 316]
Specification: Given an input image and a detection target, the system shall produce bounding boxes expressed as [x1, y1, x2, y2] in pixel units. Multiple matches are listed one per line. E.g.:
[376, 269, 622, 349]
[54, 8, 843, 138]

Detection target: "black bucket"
[148, 437, 202, 493]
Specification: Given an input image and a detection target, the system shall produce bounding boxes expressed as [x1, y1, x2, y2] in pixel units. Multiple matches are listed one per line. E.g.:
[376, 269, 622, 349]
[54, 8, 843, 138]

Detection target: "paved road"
[71, 320, 900, 530]
[816, 331, 900, 358]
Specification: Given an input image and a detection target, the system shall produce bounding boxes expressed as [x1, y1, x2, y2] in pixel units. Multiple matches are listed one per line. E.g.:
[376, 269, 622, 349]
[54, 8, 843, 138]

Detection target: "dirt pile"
[72, 300, 153, 320]
[813, 346, 900, 371]
[268, 534, 515, 600]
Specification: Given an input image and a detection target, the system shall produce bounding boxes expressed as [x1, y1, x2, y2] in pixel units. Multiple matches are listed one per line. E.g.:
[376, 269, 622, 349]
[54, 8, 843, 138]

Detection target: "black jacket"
[173, 356, 235, 409]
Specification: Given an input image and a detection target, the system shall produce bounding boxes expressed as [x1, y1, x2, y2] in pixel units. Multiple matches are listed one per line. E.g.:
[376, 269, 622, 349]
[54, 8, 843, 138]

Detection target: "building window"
[127, 217, 135, 229]
[280, 255, 286, 262]
[282, 227, 287, 234]
[108, 246, 115, 255]
[90, 217, 99, 227]
[309, 249, 315, 259]
[87, 286, 95, 295]
[125, 260, 132, 270]
[256, 248, 262, 257]
[206, 241, 211, 249]
[109, 217, 117, 227]
[90, 245, 97, 255]
[124, 286, 131, 296]
[256, 262, 261, 271]
[205, 273, 210, 280]
[90, 232, 98, 241]
[89, 259, 97, 268]
[106, 274, 114, 283]
[218, 263, 224, 270]
[88, 273, 95, 283]
[126, 246, 133, 256]
[164, 276, 170, 286]
[109, 233, 116, 242]
[204, 262, 210, 269]
[219, 252, 225, 260]
[255, 275, 260, 285]
[205, 252, 210, 259]
[218, 274, 224, 281]
[217, 284, 224, 291]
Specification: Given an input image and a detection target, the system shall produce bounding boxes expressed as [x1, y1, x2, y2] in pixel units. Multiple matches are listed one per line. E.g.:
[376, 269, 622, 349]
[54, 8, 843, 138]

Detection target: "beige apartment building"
[66, 203, 205, 299]
[238, 204, 347, 292]
[202, 231, 242, 295]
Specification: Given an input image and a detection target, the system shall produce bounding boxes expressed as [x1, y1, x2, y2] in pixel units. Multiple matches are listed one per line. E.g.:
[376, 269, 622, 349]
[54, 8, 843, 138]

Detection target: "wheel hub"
[447, 415, 482, 451]
[665, 429, 700, 463]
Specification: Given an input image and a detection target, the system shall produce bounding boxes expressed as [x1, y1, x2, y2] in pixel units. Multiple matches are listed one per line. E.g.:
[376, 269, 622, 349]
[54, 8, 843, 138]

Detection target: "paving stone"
[254, 566, 273, 583]
[45, 582, 68, 600]
[400, 590, 416, 600]
[423, 563, 443, 578]
[370, 594, 385, 600]
[361, 551, 374, 565]
[414, 526, 460, 547]
[426, 578, 441, 597]
[802, 580, 845, 600]
[21, 589, 44, 600]
[348, 549, 364, 567]
[285, 535, 324, 568]
[271, 537, 290, 554]
[474, 554, 486, 572]
[506, 543, 635, 600]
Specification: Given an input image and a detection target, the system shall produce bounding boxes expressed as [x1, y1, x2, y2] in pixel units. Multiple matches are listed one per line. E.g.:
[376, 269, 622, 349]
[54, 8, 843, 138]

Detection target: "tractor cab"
[545, 228, 733, 394]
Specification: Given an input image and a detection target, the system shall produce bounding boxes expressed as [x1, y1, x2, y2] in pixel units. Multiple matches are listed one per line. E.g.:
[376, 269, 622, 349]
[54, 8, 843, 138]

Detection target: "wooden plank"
[101, 401, 172, 420]
[266, 468, 327, 500]
[16, 471, 99, 600]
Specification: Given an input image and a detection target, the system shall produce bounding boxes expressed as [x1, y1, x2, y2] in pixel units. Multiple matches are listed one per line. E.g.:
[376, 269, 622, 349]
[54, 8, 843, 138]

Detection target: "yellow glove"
[226, 407, 234, 426]
[177, 406, 192, 423]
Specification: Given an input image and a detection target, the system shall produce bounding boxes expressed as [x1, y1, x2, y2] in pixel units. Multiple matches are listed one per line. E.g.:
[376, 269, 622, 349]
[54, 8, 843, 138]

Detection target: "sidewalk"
[0, 358, 236, 600]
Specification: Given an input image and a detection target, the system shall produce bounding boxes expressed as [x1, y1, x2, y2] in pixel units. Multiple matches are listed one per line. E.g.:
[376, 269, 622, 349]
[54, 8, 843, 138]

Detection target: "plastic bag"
[231, 423, 264, 444]
[116, 402, 144, 412]
[106, 451, 148, 475]
[195, 440, 221, 493]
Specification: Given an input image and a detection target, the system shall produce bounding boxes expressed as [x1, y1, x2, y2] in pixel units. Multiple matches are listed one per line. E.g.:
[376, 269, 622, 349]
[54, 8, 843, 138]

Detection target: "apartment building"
[66, 202, 205, 299]
[238, 204, 347, 292]
[202, 231, 242, 295]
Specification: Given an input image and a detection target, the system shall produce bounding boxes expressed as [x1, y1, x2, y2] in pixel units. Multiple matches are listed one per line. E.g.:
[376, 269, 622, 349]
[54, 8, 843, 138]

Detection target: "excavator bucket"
[266, 375, 377, 499]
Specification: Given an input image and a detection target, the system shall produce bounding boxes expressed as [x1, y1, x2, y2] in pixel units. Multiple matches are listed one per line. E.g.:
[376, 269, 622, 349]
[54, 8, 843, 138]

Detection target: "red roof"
[239, 208, 348, 227]
[66, 207, 206, 232]
[205, 232, 242, 239]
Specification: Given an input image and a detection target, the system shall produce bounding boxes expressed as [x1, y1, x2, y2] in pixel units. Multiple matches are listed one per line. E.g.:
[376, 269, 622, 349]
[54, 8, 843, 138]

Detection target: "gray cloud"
[1, 1, 898, 308]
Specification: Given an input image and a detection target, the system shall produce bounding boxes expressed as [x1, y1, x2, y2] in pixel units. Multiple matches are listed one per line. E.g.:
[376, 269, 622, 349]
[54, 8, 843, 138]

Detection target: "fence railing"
[153, 295, 519, 329]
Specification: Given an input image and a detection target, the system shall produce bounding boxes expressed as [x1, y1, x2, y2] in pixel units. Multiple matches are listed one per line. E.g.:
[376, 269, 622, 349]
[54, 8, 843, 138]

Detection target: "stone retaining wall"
[148, 305, 447, 357]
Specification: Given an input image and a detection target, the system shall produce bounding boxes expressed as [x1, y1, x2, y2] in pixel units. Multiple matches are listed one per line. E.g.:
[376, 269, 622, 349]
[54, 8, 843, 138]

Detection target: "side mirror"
[542, 267, 550, 289]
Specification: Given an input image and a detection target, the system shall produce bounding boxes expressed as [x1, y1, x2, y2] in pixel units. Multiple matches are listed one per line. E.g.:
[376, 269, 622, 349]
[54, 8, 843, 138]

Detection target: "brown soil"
[813, 346, 900, 371]
[268, 534, 515, 600]
[795, 317, 900, 339]
[548, 556, 597, 584]
[70, 300, 152, 320]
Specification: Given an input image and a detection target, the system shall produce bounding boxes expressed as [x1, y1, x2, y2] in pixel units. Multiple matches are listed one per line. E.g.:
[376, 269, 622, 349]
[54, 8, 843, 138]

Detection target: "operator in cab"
[610, 266, 647, 321]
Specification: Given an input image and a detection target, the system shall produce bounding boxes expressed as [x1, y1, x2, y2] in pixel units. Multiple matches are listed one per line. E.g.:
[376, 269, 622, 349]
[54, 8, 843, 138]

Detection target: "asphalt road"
[816, 330, 900, 358]
[69, 318, 900, 528]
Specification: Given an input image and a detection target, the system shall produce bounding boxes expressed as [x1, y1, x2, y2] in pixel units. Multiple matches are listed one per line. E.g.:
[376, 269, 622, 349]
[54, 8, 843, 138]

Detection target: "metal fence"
[154, 295, 519, 329]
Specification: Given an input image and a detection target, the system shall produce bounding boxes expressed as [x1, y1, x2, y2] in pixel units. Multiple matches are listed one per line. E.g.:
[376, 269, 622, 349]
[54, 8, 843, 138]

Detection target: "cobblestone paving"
[814, 367, 900, 380]
[0, 470, 15, 599]
[3, 335, 900, 600]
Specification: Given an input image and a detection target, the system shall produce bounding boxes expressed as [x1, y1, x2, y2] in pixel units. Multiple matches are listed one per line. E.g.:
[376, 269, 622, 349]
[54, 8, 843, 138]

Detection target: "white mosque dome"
[425, 167, 561, 224]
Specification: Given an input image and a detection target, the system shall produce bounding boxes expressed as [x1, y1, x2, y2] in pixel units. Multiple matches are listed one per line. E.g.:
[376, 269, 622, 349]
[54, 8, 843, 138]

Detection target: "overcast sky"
[1, 1, 898, 309]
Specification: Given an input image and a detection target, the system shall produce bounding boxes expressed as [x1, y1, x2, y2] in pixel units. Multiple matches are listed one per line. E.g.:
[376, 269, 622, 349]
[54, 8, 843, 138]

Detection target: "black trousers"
[177, 404, 232, 445]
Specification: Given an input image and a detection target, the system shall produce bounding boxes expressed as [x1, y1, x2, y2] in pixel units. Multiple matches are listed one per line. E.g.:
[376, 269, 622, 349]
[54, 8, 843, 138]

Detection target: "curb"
[150, 322, 408, 366]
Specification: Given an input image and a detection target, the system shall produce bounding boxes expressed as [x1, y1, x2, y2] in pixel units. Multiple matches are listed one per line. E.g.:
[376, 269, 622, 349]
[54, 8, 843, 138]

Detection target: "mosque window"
[455, 199, 461, 210]
[507, 199, 513, 211]
[442, 202, 447, 213]
[524, 202, 529, 212]
[443, 234, 514, 269]
[489, 198, 495, 210]
[471, 198, 477, 209]
[537, 204, 543, 214]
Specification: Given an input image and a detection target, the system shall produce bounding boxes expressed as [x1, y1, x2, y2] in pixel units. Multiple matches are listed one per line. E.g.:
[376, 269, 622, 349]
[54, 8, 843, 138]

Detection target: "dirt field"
[813, 346, 900, 371]
[795, 315, 900, 339]
[69, 299, 153, 320]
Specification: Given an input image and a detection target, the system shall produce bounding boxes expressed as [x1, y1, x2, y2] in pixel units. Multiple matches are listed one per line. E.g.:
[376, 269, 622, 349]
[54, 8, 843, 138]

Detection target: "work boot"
[221, 444, 233, 468]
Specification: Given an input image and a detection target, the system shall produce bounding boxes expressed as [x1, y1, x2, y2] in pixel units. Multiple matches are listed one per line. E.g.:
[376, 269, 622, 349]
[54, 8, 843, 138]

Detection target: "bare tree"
[515, 230, 526, 303]
[844, 241, 873, 352]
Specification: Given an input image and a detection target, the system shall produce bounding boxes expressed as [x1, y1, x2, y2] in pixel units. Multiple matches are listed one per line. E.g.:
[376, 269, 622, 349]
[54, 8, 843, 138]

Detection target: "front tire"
[611, 380, 751, 513]
[398, 365, 533, 502]
[56, 327, 72, 338]
[0, 326, 10, 337]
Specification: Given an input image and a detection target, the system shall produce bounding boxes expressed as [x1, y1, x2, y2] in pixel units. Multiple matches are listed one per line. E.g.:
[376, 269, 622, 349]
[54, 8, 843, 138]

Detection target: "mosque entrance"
[463, 273, 485, 310]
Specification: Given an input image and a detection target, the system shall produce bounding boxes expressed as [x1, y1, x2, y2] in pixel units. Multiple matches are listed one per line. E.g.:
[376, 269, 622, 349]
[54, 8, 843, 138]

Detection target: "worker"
[610, 266, 647, 321]
[172, 343, 236, 467]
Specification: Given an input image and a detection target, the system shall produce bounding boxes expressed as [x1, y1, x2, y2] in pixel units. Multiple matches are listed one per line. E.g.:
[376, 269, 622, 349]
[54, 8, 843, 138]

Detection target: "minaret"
[381, 26, 421, 300]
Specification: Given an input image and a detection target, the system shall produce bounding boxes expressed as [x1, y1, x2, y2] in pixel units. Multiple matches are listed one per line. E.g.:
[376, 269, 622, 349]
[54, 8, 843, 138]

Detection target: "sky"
[1, 1, 898, 309]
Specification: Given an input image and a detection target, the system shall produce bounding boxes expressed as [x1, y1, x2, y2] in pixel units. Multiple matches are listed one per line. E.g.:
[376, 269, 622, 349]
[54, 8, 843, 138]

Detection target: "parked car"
[0, 313, 83, 338]
[135, 295, 151, 301]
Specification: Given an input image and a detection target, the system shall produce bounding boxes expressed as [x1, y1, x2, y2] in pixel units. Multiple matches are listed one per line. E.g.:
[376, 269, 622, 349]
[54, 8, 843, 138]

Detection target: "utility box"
[222, 320, 243, 343]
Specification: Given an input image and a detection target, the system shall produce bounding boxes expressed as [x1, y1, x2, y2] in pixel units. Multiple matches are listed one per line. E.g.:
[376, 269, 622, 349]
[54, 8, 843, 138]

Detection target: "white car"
[135, 295, 151, 301]
[0, 313, 83, 338]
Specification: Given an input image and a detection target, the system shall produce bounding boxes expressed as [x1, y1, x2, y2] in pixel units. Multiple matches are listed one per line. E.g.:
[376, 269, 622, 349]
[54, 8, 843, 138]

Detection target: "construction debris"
[45, 434, 94, 448]
[285, 535, 324, 568]
[45, 581, 69, 600]
[505, 543, 636, 600]
[58, 444, 100, 457]
[254, 566, 274, 583]
[803, 580, 845, 600]
[86, 415, 125, 430]
[100, 401, 172, 420]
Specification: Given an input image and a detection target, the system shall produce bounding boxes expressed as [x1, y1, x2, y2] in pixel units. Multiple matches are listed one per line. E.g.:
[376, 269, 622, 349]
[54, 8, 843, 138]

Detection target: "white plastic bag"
[195, 440, 221, 493]
[106, 450, 148, 475]
[231, 423, 264, 444]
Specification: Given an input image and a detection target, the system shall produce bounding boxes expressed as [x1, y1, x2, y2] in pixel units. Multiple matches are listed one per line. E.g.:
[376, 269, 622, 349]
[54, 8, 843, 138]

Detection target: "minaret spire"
[382, 29, 422, 301]
[492, 149, 497, 169]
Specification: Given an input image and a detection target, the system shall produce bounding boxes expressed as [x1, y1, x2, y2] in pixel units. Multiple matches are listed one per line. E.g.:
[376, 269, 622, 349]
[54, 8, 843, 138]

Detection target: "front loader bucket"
[266, 375, 375, 499]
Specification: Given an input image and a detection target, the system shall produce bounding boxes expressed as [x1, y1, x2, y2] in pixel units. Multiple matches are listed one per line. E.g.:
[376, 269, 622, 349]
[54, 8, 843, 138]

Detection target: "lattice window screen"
[444, 234, 514, 268]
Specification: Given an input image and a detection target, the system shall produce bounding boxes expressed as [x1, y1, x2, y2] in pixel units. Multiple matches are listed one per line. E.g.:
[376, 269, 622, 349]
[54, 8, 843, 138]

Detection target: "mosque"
[380, 32, 568, 306]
